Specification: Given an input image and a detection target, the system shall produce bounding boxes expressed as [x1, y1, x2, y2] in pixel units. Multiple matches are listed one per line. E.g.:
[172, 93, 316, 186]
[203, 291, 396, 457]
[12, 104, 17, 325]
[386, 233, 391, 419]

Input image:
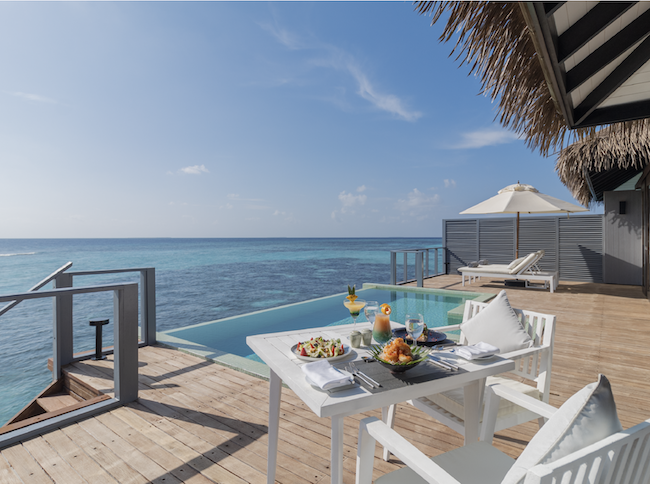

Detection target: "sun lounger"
[458, 250, 558, 293]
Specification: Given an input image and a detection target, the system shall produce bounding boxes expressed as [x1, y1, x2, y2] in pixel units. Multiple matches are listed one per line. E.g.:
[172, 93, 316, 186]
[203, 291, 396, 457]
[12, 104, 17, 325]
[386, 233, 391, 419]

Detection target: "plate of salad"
[292, 336, 353, 362]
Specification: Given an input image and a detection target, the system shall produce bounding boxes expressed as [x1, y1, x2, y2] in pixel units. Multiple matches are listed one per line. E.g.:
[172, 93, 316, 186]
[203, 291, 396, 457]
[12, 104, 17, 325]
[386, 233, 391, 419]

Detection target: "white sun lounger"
[458, 250, 558, 293]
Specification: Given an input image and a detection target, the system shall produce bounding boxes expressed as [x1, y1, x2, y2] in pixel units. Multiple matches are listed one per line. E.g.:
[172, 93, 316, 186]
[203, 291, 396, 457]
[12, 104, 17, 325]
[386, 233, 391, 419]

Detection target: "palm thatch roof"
[417, 1, 648, 157]
[555, 120, 650, 205]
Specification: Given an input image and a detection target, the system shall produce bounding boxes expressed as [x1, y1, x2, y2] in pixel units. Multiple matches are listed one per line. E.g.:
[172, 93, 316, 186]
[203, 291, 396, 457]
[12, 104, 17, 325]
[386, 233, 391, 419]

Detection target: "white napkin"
[456, 342, 500, 360]
[301, 360, 353, 390]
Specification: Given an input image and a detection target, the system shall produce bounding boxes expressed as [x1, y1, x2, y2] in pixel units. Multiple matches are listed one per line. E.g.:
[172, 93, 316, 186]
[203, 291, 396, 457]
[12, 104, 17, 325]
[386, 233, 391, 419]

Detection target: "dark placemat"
[335, 359, 466, 393]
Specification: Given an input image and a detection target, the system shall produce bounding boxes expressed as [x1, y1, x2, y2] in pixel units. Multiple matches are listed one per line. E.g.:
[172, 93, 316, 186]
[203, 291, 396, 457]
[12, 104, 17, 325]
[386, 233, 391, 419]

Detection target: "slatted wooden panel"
[444, 215, 604, 282]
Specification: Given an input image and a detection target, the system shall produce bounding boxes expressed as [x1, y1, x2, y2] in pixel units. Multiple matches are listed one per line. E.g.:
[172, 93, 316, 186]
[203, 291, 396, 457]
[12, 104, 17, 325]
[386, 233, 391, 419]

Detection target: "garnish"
[380, 303, 392, 315]
[346, 285, 358, 303]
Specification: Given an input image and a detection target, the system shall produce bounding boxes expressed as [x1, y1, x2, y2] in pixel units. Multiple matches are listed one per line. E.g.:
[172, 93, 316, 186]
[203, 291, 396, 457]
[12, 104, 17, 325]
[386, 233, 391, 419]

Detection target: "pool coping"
[156, 283, 495, 380]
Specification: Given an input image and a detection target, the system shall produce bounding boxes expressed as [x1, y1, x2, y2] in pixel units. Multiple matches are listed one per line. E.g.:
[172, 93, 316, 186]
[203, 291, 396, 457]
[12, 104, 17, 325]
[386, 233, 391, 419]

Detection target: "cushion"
[507, 256, 526, 270]
[502, 374, 622, 484]
[508, 252, 538, 274]
[426, 375, 541, 421]
[460, 290, 533, 354]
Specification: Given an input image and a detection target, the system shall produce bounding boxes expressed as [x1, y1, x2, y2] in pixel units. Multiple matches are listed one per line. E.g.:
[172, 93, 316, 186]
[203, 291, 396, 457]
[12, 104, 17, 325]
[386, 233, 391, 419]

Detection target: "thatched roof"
[417, 1, 647, 157]
[555, 120, 650, 205]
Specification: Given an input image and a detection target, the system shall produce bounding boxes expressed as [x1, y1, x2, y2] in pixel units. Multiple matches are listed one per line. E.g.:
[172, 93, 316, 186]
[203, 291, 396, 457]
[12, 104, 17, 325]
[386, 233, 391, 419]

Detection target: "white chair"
[358, 375, 650, 484]
[458, 250, 558, 292]
[383, 297, 555, 460]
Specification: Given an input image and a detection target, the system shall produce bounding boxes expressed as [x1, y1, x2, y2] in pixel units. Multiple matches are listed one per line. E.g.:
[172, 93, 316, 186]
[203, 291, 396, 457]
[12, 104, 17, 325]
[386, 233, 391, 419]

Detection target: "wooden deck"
[1, 275, 649, 483]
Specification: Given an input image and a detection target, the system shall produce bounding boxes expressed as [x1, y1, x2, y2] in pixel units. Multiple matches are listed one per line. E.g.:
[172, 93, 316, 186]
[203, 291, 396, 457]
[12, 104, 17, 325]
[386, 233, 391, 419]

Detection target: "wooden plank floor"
[1, 276, 649, 483]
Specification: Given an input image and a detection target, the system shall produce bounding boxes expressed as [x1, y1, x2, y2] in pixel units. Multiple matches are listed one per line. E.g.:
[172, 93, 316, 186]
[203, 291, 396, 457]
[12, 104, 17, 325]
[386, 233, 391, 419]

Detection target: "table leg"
[331, 415, 344, 484]
[463, 378, 484, 445]
[267, 369, 282, 484]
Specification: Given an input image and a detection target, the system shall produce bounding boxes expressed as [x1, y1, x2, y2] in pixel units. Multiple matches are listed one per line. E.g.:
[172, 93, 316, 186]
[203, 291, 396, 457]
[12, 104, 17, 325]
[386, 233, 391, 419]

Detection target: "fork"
[349, 362, 381, 388]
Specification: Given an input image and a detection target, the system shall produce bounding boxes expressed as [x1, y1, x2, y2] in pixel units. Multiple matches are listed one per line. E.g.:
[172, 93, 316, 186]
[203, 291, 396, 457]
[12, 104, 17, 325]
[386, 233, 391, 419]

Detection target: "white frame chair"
[357, 385, 650, 484]
[382, 299, 556, 460]
[458, 251, 559, 293]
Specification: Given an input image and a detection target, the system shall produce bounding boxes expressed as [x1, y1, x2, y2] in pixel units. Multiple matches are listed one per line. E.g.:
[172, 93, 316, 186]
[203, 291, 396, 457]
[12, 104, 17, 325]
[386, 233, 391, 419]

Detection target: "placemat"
[334, 359, 466, 393]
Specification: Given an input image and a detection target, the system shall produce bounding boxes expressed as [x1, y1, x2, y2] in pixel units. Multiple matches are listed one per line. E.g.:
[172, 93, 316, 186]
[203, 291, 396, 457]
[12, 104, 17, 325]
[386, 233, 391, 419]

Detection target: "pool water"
[158, 284, 492, 369]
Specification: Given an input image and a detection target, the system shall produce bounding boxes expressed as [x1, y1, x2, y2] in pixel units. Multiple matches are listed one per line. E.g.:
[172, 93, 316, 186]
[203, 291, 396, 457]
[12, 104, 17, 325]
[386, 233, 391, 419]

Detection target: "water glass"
[364, 301, 379, 324]
[405, 313, 425, 344]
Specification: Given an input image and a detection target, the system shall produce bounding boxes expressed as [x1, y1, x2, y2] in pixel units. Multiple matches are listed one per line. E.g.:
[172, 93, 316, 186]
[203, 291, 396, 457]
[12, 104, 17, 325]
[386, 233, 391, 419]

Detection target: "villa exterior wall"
[443, 215, 604, 282]
[603, 190, 643, 285]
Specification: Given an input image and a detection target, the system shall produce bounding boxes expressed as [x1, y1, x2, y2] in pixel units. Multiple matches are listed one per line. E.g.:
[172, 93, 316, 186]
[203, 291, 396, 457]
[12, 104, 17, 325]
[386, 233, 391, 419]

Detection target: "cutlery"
[348, 362, 381, 388]
[429, 355, 458, 371]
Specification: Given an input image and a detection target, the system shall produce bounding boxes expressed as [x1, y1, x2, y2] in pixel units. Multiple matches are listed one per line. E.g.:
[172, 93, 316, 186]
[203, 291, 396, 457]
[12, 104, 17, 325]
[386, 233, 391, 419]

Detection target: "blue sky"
[0, 2, 602, 238]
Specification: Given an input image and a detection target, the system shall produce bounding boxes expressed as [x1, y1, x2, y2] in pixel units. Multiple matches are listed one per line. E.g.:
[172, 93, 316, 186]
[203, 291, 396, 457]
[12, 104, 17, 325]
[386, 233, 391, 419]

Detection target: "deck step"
[36, 394, 80, 413]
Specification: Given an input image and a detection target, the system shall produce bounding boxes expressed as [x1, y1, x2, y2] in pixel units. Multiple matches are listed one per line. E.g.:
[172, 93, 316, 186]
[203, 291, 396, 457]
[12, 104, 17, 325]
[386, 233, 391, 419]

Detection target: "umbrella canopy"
[460, 183, 588, 257]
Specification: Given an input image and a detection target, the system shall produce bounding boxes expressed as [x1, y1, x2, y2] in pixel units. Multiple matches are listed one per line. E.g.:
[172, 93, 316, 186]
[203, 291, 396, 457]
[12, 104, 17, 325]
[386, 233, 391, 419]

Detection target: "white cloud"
[260, 22, 304, 50]
[338, 191, 367, 212]
[11, 91, 57, 104]
[451, 128, 520, 149]
[180, 164, 209, 175]
[444, 179, 457, 189]
[396, 189, 440, 216]
[346, 62, 422, 122]
[356, 185, 366, 193]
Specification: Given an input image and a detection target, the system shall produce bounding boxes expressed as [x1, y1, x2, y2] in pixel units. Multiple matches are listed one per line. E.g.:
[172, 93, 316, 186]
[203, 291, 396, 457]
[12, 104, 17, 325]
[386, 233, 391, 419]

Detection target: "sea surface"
[0, 237, 440, 424]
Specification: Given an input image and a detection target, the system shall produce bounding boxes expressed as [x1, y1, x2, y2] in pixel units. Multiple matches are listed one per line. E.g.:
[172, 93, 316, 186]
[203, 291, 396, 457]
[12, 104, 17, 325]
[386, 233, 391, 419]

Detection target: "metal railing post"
[435, 248, 439, 275]
[425, 249, 430, 278]
[140, 268, 156, 345]
[403, 253, 408, 283]
[52, 273, 73, 381]
[390, 252, 397, 285]
[113, 284, 139, 403]
[416, 251, 423, 287]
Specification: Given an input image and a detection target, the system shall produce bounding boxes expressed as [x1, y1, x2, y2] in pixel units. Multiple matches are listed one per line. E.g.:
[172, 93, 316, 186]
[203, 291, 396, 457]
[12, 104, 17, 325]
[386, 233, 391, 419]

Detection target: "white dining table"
[246, 322, 515, 484]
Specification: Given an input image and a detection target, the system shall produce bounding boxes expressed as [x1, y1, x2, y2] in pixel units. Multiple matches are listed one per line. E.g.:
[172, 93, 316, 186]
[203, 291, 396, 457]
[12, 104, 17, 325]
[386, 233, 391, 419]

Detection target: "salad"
[297, 337, 345, 358]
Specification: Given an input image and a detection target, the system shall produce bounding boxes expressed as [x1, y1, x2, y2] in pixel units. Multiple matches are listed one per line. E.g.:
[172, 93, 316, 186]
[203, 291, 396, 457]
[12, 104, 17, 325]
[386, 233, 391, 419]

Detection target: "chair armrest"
[433, 324, 462, 332]
[500, 345, 549, 360]
[488, 383, 557, 419]
[357, 417, 461, 484]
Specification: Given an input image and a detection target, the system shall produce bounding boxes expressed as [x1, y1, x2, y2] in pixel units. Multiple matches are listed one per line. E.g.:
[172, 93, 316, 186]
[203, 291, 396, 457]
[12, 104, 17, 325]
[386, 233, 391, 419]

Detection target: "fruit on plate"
[380, 303, 391, 315]
[296, 337, 345, 358]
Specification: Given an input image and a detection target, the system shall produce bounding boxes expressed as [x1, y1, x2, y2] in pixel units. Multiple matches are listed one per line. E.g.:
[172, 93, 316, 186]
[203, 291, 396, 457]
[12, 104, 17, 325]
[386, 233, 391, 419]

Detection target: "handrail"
[0, 262, 72, 317]
[390, 247, 447, 287]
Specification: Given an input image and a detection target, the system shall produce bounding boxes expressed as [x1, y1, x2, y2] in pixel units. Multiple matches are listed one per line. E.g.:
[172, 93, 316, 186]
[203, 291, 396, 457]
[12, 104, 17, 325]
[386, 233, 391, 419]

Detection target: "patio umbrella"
[460, 183, 588, 258]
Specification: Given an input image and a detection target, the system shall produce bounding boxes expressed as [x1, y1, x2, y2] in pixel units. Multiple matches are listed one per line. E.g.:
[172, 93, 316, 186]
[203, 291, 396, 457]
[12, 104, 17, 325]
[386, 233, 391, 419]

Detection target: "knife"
[356, 370, 381, 388]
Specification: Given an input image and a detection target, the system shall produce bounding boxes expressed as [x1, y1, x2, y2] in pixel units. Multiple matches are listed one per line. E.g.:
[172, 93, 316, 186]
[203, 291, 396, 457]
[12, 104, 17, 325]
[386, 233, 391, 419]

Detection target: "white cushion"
[426, 375, 541, 421]
[460, 290, 533, 353]
[503, 374, 622, 484]
[507, 256, 526, 270]
[508, 252, 538, 274]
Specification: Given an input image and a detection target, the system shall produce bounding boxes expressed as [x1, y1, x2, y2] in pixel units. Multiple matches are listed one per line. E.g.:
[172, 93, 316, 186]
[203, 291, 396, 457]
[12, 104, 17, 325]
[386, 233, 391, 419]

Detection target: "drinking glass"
[405, 313, 425, 345]
[344, 299, 366, 327]
[364, 301, 379, 324]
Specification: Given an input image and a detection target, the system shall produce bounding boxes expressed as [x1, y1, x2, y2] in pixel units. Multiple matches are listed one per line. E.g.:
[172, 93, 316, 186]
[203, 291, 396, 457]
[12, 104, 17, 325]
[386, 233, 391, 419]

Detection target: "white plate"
[305, 369, 356, 392]
[291, 343, 354, 362]
[473, 354, 497, 361]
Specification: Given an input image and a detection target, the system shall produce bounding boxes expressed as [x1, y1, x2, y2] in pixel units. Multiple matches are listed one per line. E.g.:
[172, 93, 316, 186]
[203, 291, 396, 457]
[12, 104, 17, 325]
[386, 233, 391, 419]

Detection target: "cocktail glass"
[344, 298, 366, 327]
[373, 312, 393, 344]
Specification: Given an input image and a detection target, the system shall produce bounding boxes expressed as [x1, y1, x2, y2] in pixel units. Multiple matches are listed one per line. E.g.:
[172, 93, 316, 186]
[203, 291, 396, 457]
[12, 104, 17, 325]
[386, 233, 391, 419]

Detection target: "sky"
[0, 2, 603, 238]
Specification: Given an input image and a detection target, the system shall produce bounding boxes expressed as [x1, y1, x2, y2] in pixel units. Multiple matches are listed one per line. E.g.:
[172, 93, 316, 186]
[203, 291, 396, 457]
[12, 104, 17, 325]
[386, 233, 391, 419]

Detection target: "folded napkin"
[301, 360, 353, 390]
[455, 342, 500, 360]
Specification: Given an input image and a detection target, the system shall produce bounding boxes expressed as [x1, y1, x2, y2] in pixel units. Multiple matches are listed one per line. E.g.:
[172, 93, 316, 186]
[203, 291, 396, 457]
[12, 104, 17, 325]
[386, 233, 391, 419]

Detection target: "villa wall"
[443, 215, 604, 282]
[603, 190, 643, 285]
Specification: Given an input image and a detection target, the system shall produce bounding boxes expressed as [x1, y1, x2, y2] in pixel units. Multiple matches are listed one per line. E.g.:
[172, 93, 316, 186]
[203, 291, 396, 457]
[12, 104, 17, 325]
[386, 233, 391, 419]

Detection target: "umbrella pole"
[516, 212, 520, 259]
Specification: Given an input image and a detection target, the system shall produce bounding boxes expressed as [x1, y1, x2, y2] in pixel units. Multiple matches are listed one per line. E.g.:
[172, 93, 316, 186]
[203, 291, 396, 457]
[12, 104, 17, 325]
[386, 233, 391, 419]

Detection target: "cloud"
[180, 164, 209, 175]
[356, 185, 366, 193]
[346, 62, 422, 122]
[338, 191, 367, 212]
[450, 128, 521, 149]
[263, 25, 421, 122]
[396, 189, 440, 217]
[10, 91, 57, 104]
[444, 179, 457, 189]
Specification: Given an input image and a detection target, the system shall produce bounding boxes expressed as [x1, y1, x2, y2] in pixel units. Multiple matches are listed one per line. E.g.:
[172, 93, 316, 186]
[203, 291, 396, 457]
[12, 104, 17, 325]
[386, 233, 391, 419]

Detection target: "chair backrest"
[526, 419, 650, 484]
[514, 249, 545, 275]
[461, 300, 556, 401]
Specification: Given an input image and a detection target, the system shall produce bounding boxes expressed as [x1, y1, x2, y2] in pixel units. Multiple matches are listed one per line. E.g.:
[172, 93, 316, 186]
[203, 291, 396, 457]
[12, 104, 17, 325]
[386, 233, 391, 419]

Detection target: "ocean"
[0, 237, 440, 424]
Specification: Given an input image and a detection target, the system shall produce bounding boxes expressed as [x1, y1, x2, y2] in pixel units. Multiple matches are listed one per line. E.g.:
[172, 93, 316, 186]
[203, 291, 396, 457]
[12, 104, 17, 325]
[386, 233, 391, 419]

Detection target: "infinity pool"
[157, 284, 492, 375]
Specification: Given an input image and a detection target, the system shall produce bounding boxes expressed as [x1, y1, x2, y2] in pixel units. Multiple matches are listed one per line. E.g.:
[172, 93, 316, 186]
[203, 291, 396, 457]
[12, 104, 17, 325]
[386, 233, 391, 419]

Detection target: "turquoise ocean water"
[0, 237, 440, 424]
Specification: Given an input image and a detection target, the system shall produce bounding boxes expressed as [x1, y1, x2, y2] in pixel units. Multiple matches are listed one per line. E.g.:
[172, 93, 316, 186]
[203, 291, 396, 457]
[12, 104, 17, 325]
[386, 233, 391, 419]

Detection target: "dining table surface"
[246, 321, 515, 484]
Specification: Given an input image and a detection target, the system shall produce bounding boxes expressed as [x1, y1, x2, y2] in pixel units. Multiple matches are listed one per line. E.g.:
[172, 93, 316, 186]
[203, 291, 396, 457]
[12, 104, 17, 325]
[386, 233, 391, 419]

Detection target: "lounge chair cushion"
[425, 375, 541, 421]
[508, 251, 538, 274]
[503, 374, 622, 484]
[460, 290, 533, 353]
[507, 256, 526, 270]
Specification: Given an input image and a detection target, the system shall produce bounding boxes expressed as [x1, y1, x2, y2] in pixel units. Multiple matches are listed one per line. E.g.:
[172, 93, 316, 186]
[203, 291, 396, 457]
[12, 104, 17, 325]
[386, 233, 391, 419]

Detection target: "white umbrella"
[460, 183, 588, 258]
